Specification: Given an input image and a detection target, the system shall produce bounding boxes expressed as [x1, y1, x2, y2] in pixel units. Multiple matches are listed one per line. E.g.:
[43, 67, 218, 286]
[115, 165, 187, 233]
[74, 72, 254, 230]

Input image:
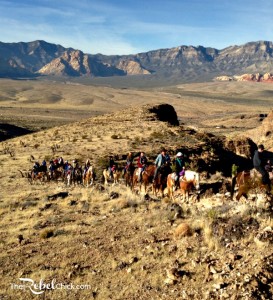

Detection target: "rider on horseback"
[33, 161, 40, 175]
[153, 147, 168, 182]
[253, 144, 271, 193]
[83, 159, 91, 177]
[49, 160, 55, 178]
[175, 152, 185, 186]
[109, 156, 115, 178]
[124, 152, 134, 173]
[137, 152, 147, 182]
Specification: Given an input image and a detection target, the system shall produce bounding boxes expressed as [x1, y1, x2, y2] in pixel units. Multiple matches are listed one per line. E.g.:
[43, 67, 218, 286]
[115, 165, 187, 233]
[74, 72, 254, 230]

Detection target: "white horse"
[83, 166, 95, 187]
[167, 170, 200, 201]
[183, 170, 200, 190]
[103, 168, 121, 185]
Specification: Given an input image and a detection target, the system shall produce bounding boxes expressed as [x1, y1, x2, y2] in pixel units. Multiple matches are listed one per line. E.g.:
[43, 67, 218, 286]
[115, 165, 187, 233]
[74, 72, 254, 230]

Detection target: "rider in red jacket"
[137, 152, 147, 182]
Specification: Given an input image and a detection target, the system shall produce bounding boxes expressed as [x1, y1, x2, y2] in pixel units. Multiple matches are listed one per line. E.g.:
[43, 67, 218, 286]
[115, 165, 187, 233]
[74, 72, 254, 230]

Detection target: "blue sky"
[1, 0, 273, 55]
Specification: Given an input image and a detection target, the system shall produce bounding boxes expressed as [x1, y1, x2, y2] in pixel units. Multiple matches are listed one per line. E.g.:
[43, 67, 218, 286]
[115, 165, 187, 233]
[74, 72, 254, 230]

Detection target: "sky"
[0, 0, 273, 55]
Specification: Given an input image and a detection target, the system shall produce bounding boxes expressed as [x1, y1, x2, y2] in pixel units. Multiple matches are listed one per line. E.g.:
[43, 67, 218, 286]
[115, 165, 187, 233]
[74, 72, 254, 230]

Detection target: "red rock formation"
[215, 73, 273, 83]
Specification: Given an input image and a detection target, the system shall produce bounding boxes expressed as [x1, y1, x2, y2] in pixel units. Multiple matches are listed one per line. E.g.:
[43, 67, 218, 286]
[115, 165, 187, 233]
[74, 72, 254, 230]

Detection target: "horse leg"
[186, 191, 190, 203]
[236, 187, 248, 201]
[181, 190, 186, 202]
[161, 185, 164, 198]
[238, 190, 248, 201]
[167, 185, 171, 199]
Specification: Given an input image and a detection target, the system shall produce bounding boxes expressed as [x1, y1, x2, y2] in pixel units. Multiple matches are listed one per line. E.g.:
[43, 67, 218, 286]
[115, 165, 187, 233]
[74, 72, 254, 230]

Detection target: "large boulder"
[224, 137, 257, 159]
[143, 104, 179, 126]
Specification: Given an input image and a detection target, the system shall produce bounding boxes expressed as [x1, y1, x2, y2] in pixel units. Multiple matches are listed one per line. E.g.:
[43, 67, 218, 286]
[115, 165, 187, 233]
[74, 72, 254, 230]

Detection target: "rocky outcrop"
[224, 137, 257, 159]
[215, 73, 273, 82]
[38, 50, 125, 77]
[116, 60, 151, 75]
[144, 104, 179, 126]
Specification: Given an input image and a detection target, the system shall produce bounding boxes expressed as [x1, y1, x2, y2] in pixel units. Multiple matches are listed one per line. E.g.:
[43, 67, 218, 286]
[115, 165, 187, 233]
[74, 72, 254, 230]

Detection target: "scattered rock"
[173, 223, 192, 239]
[109, 192, 119, 199]
[17, 234, 24, 245]
[47, 192, 69, 200]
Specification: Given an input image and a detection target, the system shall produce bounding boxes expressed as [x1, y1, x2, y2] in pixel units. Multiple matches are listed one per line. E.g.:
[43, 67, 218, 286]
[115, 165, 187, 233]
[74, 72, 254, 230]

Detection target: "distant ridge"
[1, 40, 273, 83]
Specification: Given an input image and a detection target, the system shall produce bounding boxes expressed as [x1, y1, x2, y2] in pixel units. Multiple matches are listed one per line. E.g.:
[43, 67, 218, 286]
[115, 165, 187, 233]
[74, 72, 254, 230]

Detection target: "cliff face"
[1, 40, 273, 81]
[38, 50, 125, 77]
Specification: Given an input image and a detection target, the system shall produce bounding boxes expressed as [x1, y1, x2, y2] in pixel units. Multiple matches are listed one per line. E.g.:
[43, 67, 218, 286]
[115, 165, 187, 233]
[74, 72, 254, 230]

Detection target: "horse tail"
[230, 174, 237, 200]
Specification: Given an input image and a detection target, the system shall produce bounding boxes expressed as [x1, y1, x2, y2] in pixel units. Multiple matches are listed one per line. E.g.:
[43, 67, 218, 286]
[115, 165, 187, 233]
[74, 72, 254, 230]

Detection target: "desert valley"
[1, 40, 273, 300]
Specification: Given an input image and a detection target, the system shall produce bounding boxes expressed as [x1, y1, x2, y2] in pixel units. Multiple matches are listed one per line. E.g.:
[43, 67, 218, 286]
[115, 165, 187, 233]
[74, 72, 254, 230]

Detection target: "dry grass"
[1, 80, 273, 299]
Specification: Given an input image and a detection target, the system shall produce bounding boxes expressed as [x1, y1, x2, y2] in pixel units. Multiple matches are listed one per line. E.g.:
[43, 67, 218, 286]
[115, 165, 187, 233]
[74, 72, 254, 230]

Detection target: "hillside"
[1, 103, 273, 299]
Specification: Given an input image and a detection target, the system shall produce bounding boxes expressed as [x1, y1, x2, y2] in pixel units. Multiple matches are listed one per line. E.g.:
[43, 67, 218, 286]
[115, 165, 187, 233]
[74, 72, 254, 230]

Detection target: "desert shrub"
[173, 223, 192, 239]
[33, 143, 40, 149]
[96, 156, 109, 169]
[53, 229, 68, 237]
[232, 164, 238, 176]
[44, 155, 51, 161]
[206, 208, 219, 221]
[130, 142, 137, 149]
[40, 229, 54, 239]
[150, 131, 164, 139]
[111, 198, 137, 212]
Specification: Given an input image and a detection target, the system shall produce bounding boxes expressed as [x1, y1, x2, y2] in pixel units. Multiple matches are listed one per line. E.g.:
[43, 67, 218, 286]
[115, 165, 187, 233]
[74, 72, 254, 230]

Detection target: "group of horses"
[22, 157, 273, 202]
[113, 163, 200, 201]
[21, 163, 96, 187]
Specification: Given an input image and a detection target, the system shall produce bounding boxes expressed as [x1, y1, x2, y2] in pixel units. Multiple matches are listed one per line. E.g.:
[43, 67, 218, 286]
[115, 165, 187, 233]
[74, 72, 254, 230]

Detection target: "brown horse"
[167, 173, 178, 201]
[152, 165, 171, 197]
[167, 170, 200, 201]
[133, 165, 156, 193]
[124, 164, 135, 189]
[231, 169, 271, 200]
[179, 180, 195, 202]
[50, 169, 64, 182]
[30, 171, 49, 184]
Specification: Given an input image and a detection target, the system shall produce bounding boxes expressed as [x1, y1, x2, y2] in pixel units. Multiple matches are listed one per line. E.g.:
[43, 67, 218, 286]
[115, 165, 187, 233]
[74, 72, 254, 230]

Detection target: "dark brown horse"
[124, 164, 136, 189]
[152, 165, 171, 197]
[231, 169, 271, 200]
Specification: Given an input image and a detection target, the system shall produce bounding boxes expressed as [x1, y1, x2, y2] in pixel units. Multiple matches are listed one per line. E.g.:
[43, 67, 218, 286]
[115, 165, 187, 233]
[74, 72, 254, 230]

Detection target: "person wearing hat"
[175, 152, 185, 186]
[253, 144, 271, 193]
[153, 147, 168, 182]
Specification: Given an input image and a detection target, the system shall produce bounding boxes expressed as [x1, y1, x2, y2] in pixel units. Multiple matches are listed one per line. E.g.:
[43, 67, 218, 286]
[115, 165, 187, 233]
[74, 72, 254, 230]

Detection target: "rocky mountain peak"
[1, 40, 273, 83]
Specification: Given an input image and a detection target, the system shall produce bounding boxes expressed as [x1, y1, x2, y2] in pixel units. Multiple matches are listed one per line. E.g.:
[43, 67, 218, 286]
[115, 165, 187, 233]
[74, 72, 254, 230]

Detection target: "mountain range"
[1, 40, 273, 83]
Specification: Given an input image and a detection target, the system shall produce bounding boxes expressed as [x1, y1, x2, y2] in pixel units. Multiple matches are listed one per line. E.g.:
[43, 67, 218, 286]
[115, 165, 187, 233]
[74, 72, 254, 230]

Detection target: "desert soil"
[0, 78, 273, 300]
